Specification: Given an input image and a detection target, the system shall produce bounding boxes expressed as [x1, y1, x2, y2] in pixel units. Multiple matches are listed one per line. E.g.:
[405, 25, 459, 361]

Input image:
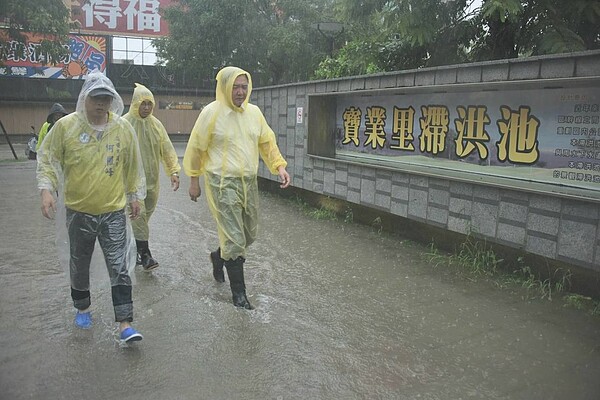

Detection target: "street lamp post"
[312, 22, 344, 56]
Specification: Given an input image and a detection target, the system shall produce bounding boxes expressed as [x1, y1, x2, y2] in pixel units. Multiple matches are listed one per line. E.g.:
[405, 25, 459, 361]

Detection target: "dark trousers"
[66, 208, 134, 322]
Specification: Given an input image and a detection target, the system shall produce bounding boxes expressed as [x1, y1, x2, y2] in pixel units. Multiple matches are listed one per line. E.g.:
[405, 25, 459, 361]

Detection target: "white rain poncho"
[183, 66, 287, 260]
[123, 83, 180, 240]
[37, 70, 146, 286]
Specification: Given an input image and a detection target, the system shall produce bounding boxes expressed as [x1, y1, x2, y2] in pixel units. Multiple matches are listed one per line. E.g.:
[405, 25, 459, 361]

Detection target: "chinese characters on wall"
[342, 104, 540, 164]
[336, 88, 599, 190]
[554, 96, 600, 185]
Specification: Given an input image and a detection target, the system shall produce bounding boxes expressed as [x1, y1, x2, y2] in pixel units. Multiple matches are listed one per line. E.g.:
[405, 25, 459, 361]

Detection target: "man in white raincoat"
[37, 70, 147, 343]
[183, 66, 290, 310]
[123, 83, 181, 271]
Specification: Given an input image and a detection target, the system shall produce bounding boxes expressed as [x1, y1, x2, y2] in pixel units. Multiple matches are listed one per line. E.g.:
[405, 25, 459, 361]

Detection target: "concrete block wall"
[253, 51, 600, 278]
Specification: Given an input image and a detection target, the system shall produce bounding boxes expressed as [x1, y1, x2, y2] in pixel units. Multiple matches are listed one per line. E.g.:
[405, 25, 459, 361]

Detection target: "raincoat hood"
[75, 69, 124, 121]
[129, 83, 155, 119]
[215, 66, 252, 112]
[122, 83, 181, 194]
[47, 103, 67, 123]
[183, 65, 287, 261]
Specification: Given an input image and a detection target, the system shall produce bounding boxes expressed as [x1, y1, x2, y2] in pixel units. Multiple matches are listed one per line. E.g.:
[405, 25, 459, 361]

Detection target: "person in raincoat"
[36, 103, 68, 152]
[183, 66, 290, 310]
[123, 83, 181, 271]
[37, 70, 147, 343]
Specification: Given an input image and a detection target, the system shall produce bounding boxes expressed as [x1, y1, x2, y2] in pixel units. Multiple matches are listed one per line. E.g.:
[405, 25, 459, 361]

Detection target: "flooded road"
[1, 145, 600, 400]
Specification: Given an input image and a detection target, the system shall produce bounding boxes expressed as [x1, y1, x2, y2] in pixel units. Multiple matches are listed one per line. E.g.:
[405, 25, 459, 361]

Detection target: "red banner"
[0, 31, 107, 79]
[70, 0, 173, 38]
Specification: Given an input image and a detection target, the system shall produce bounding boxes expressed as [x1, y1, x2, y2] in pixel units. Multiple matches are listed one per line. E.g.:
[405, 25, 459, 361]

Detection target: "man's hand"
[189, 177, 201, 202]
[171, 174, 180, 192]
[278, 166, 291, 189]
[40, 189, 56, 219]
[129, 200, 141, 219]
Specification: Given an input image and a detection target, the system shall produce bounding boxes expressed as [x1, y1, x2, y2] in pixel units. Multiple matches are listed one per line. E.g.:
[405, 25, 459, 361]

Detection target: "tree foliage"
[0, 0, 597, 83]
[315, 0, 600, 78]
[155, 0, 600, 84]
[154, 0, 335, 86]
[470, 0, 600, 59]
[0, 0, 71, 65]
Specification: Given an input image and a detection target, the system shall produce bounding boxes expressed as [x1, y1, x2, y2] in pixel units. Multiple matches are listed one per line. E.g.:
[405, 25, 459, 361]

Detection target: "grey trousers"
[66, 208, 134, 322]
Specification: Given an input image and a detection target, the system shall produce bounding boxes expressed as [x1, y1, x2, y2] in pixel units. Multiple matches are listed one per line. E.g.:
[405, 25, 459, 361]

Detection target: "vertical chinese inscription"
[454, 106, 491, 159]
[364, 106, 386, 149]
[419, 106, 449, 155]
[496, 106, 540, 164]
[391, 106, 415, 151]
[342, 106, 361, 147]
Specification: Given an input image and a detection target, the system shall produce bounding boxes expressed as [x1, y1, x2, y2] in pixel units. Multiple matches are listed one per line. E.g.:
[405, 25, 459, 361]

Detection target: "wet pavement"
[1, 142, 600, 400]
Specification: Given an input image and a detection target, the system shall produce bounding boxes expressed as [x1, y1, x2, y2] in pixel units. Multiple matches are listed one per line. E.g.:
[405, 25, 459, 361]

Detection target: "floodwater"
[1, 143, 600, 400]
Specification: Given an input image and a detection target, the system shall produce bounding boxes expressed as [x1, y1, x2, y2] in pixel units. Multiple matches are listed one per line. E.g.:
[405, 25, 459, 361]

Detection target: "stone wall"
[253, 51, 600, 294]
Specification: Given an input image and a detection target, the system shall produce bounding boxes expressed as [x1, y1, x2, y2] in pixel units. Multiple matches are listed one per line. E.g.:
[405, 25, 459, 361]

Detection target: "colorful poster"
[336, 85, 600, 193]
[0, 33, 107, 79]
[70, 0, 172, 38]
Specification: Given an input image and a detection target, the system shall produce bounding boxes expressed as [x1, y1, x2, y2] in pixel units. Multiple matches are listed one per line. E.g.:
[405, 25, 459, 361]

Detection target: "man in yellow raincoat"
[183, 66, 290, 310]
[37, 70, 146, 343]
[123, 83, 181, 271]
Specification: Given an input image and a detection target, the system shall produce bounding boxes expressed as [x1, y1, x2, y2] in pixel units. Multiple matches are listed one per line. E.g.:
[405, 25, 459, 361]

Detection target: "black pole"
[0, 118, 18, 160]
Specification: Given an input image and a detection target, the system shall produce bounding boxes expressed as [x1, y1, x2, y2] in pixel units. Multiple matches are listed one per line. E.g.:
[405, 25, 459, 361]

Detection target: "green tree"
[471, 0, 600, 59]
[313, 41, 381, 80]
[0, 0, 71, 65]
[315, 0, 478, 77]
[377, 0, 477, 68]
[154, 0, 332, 86]
[313, 0, 384, 79]
[316, 0, 600, 79]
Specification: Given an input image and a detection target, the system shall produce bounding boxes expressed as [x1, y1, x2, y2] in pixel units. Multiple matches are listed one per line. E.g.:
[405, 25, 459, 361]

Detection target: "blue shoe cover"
[74, 311, 92, 329]
[120, 327, 143, 343]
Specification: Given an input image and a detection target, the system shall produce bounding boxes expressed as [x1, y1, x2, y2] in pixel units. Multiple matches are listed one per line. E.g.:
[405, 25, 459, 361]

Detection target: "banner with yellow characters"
[336, 85, 600, 194]
[0, 32, 107, 79]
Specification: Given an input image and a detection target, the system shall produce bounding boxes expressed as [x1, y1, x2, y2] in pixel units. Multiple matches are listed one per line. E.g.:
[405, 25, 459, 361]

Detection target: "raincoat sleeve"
[257, 112, 287, 175]
[123, 121, 146, 202]
[183, 106, 216, 177]
[159, 123, 181, 176]
[36, 120, 64, 192]
[36, 122, 50, 152]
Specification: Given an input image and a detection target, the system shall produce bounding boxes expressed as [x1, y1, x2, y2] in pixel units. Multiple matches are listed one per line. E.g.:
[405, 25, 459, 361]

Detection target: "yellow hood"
[215, 66, 252, 112]
[129, 83, 155, 119]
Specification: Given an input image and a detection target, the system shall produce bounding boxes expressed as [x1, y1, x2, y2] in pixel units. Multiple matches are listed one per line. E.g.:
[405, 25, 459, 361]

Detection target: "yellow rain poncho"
[36, 70, 146, 286]
[37, 73, 145, 214]
[183, 66, 287, 260]
[123, 83, 181, 240]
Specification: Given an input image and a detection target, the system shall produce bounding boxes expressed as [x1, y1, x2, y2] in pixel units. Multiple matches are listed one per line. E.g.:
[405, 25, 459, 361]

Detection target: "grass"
[286, 194, 357, 223]
[287, 195, 338, 221]
[426, 238, 600, 316]
[498, 261, 571, 301]
[309, 207, 338, 220]
[456, 236, 502, 276]
[426, 237, 502, 277]
[563, 294, 600, 316]
[266, 190, 600, 316]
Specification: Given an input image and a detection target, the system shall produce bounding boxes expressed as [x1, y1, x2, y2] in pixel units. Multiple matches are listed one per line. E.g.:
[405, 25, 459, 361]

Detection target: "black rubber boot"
[135, 240, 143, 266]
[225, 257, 254, 310]
[136, 240, 159, 271]
[209, 248, 225, 283]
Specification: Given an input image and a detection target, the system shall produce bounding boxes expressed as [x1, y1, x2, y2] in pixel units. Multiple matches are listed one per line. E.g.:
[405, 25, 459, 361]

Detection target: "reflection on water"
[1, 162, 600, 400]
